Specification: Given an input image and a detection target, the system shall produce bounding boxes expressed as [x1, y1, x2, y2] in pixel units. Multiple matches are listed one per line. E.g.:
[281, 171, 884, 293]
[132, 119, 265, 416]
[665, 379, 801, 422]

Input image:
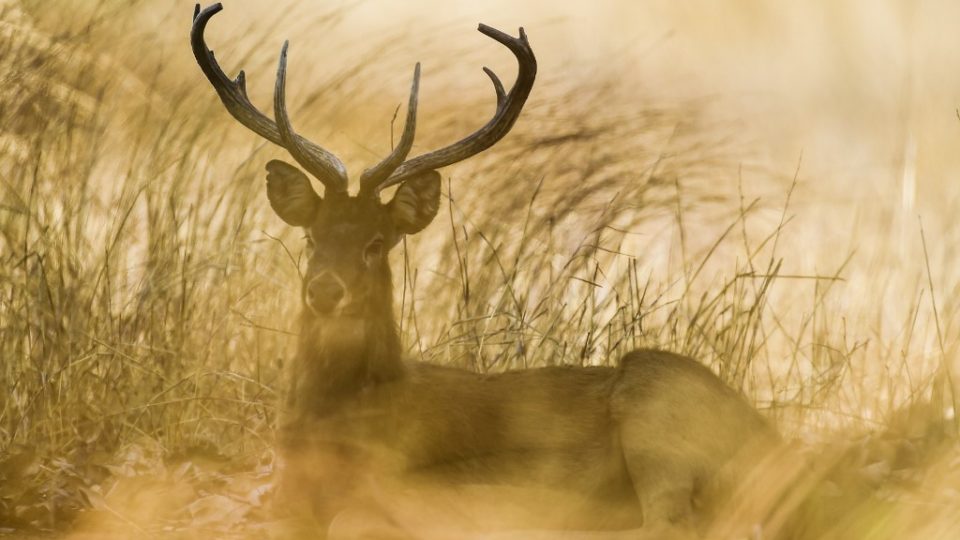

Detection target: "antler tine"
[371, 23, 537, 194]
[274, 42, 348, 195]
[191, 3, 348, 193]
[358, 64, 421, 198]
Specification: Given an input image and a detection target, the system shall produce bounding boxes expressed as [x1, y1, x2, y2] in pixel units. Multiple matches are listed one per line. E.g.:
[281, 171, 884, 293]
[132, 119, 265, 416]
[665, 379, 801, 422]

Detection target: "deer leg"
[621, 449, 699, 532]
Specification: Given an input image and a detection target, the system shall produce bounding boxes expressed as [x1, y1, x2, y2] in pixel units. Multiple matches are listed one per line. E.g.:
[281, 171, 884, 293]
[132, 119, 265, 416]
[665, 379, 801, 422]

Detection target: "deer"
[191, 3, 780, 538]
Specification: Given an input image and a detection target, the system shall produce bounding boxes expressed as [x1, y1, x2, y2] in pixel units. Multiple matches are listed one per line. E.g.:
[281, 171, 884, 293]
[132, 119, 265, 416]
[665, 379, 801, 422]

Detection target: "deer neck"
[290, 269, 405, 416]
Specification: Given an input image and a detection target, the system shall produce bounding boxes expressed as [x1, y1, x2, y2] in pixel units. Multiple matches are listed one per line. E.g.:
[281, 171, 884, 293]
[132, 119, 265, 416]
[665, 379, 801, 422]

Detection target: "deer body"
[191, 3, 778, 536]
[283, 308, 775, 533]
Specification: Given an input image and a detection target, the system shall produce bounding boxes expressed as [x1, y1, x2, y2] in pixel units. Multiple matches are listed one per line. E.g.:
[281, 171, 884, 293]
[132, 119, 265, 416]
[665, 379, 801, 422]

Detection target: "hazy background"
[1, 0, 958, 536]
[107, 0, 960, 325]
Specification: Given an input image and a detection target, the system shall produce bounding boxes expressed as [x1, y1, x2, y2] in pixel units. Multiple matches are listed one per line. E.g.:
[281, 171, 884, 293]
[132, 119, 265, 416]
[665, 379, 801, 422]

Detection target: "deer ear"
[265, 160, 321, 227]
[387, 170, 441, 235]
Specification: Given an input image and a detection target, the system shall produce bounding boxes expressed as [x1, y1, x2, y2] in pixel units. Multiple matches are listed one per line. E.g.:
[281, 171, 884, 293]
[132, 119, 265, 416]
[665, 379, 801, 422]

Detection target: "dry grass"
[0, 0, 957, 538]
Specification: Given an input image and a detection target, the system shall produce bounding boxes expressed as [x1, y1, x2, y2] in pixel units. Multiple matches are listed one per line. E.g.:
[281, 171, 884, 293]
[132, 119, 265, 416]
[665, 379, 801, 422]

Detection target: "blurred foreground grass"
[0, 0, 958, 537]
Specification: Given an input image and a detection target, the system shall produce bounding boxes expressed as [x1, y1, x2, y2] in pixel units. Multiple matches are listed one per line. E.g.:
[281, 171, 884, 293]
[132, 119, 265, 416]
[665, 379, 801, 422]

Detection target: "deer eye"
[364, 236, 385, 265]
[304, 236, 315, 252]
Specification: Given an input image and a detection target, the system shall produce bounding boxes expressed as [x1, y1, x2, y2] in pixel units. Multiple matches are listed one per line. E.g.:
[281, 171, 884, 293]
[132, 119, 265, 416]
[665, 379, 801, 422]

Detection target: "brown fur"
[278, 260, 779, 537]
[262, 157, 780, 540]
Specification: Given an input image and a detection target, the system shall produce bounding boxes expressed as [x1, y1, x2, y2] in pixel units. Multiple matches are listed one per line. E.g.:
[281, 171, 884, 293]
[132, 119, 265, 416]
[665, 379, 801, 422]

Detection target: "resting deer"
[191, 3, 779, 538]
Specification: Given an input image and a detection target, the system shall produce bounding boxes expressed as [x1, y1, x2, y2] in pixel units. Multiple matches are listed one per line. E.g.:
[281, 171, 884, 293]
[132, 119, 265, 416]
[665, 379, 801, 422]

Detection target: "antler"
[362, 23, 537, 197]
[357, 64, 420, 197]
[191, 3, 348, 194]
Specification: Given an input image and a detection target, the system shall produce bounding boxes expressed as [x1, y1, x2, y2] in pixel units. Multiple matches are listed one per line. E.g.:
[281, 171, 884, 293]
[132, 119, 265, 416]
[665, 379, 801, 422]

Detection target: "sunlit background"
[1, 0, 958, 537]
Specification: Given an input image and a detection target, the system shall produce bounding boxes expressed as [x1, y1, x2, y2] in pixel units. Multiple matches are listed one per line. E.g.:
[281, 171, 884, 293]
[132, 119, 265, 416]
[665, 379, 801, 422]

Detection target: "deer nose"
[305, 273, 345, 314]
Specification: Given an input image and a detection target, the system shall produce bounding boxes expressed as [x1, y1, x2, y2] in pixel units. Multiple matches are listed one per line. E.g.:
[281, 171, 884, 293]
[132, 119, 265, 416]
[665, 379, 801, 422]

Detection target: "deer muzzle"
[305, 272, 346, 315]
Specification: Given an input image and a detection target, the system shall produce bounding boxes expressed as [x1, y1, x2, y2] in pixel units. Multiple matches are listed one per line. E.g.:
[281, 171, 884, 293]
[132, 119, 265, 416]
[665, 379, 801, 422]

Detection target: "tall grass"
[0, 0, 957, 537]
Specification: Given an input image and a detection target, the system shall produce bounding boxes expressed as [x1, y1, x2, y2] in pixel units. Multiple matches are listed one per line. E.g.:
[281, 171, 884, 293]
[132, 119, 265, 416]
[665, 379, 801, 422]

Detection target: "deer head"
[191, 3, 535, 322]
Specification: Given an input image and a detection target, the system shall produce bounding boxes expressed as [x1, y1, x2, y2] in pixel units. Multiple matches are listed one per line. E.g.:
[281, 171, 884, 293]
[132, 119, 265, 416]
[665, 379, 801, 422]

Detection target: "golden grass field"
[1, 0, 958, 537]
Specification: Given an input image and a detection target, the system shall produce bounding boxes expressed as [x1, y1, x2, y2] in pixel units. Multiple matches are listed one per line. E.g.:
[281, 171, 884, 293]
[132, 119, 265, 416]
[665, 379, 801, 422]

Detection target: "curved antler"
[274, 42, 350, 197]
[366, 23, 537, 196]
[191, 3, 348, 193]
[358, 64, 421, 197]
